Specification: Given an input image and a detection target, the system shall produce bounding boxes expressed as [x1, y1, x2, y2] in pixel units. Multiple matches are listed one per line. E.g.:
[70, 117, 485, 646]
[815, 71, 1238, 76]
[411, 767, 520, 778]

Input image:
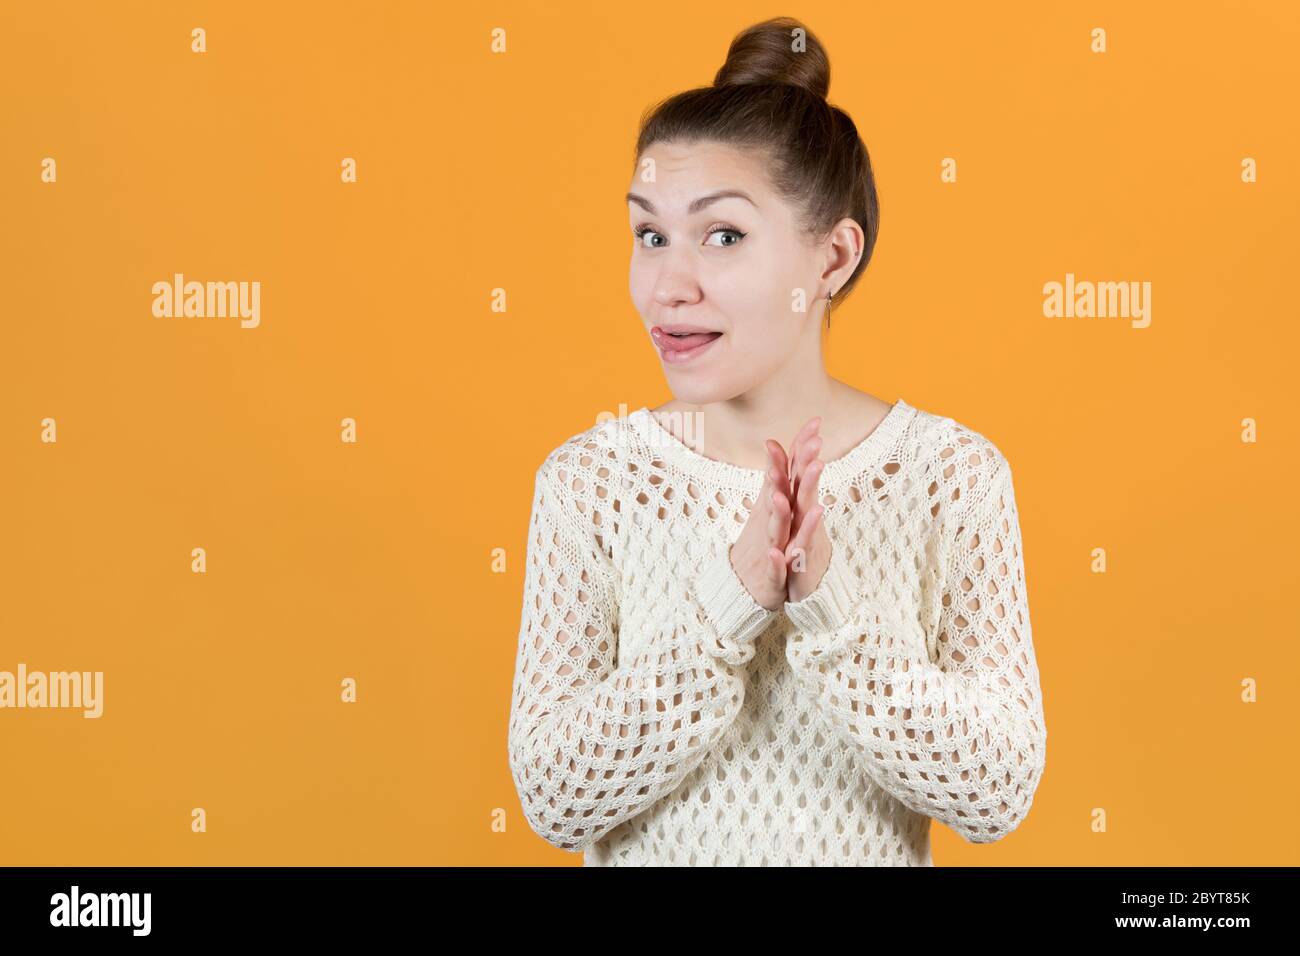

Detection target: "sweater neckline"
[627, 398, 915, 489]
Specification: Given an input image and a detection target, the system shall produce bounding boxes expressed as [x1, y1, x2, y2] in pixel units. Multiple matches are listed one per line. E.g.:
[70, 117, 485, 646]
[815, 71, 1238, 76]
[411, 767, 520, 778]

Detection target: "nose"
[650, 254, 704, 311]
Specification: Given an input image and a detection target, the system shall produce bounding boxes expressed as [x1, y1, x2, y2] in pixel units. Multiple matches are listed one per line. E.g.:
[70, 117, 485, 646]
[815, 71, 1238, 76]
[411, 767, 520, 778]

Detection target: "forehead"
[628, 141, 768, 209]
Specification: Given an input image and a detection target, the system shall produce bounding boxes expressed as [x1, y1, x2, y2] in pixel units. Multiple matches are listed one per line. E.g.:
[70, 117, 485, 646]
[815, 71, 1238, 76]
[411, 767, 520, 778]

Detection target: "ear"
[820, 217, 864, 298]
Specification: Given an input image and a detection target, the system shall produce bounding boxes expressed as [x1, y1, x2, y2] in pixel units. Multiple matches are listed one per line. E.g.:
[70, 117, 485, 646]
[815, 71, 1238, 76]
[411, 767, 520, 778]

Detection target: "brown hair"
[632, 16, 880, 316]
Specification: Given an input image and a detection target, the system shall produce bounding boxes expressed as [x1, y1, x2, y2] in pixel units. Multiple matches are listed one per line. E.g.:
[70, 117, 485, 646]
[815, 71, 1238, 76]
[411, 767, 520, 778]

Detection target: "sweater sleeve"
[507, 455, 776, 853]
[781, 455, 1047, 843]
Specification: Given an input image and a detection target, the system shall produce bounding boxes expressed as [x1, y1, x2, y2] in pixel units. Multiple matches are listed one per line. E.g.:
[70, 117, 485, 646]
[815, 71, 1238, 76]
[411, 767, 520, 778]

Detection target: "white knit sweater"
[507, 397, 1047, 865]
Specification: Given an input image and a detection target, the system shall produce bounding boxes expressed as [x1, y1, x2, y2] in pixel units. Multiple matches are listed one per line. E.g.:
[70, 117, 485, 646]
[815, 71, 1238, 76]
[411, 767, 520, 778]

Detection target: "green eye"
[705, 227, 746, 246]
[634, 227, 665, 247]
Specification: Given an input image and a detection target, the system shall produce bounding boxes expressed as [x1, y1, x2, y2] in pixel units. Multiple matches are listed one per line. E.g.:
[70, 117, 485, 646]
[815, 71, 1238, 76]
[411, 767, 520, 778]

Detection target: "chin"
[661, 379, 732, 406]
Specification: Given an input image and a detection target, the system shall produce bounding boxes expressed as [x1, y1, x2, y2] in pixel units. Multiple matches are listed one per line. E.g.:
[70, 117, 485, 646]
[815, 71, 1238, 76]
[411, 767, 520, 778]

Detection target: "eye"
[704, 224, 747, 247]
[633, 226, 666, 248]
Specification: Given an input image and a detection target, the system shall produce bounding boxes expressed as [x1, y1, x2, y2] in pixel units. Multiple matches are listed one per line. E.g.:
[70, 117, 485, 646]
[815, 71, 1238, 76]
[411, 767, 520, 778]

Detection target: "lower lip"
[655, 333, 723, 365]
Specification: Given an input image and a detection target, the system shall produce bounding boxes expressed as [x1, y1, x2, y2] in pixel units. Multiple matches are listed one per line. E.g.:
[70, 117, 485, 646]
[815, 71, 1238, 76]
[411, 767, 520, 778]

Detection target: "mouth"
[650, 327, 724, 365]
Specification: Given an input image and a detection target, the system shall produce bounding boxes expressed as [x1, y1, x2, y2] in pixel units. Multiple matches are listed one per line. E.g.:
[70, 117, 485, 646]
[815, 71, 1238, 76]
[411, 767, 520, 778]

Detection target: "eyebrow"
[625, 189, 758, 216]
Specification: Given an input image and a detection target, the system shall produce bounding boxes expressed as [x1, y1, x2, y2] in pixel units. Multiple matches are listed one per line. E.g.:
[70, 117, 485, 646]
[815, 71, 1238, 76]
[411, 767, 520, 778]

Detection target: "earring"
[826, 288, 836, 329]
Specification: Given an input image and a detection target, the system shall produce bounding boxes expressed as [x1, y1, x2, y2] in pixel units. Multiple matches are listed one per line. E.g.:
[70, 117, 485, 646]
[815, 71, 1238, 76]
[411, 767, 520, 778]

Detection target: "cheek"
[714, 262, 798, 332]
[628, 260, 655, 314]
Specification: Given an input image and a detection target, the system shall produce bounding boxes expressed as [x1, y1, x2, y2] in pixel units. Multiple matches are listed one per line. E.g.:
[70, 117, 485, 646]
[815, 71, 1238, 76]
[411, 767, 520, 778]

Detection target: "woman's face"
[627, 140, 824, 405]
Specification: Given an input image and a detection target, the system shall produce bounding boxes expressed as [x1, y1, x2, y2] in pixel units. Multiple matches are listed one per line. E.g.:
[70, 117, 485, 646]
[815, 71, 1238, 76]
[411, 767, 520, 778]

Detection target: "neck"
[673, 373, 848, 472]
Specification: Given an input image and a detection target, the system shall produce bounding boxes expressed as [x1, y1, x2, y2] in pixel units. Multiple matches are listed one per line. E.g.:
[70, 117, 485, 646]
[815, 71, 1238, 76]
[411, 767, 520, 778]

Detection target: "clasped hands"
[729, 416, 833, 611]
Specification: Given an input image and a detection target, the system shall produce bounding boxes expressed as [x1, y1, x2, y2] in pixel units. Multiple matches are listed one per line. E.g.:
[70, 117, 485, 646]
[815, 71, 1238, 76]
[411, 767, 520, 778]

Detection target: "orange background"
[2, 0, 1297, 865]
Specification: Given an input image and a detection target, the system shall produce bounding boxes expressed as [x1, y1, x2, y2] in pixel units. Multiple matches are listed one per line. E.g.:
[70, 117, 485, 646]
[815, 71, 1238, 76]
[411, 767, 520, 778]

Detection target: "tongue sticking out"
[661, 332, 722, 352]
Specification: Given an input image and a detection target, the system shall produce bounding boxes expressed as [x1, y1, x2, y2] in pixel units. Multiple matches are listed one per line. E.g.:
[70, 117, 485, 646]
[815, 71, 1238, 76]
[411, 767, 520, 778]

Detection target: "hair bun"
[712, 16, 830, 100]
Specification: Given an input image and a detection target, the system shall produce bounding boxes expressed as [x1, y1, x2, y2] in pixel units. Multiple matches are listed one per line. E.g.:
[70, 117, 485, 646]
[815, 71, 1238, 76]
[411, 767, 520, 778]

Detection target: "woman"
[506, 16, 1047, 866]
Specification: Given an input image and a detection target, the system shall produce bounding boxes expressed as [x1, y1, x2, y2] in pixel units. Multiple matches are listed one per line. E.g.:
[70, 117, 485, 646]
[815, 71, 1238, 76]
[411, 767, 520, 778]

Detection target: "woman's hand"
[781, 418, 830, 605]
[729, 438, 803, 611]
[729, 416, 830, 610]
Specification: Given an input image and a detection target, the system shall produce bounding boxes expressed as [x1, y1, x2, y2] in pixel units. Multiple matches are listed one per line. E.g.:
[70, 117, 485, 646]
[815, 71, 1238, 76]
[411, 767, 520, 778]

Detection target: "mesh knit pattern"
[506, 398, 1047, 866]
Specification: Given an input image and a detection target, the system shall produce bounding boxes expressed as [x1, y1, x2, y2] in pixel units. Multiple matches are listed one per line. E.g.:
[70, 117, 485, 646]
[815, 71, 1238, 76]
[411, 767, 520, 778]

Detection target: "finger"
[758, 463, 785, 523]
[765, 440, 791, 499]
[788, 416, 821, 473]
[787, 417, 822, 495]
[766, 466, 786, 510]
[790, 415, 822, 454]
[797, 458, 825, 516]
[777, 489, 793, 552]
[790, 433, 822, 509]
[769, 486, 791, 552]
[768, 547, 786, 590]
[786, 506, 823, 565]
